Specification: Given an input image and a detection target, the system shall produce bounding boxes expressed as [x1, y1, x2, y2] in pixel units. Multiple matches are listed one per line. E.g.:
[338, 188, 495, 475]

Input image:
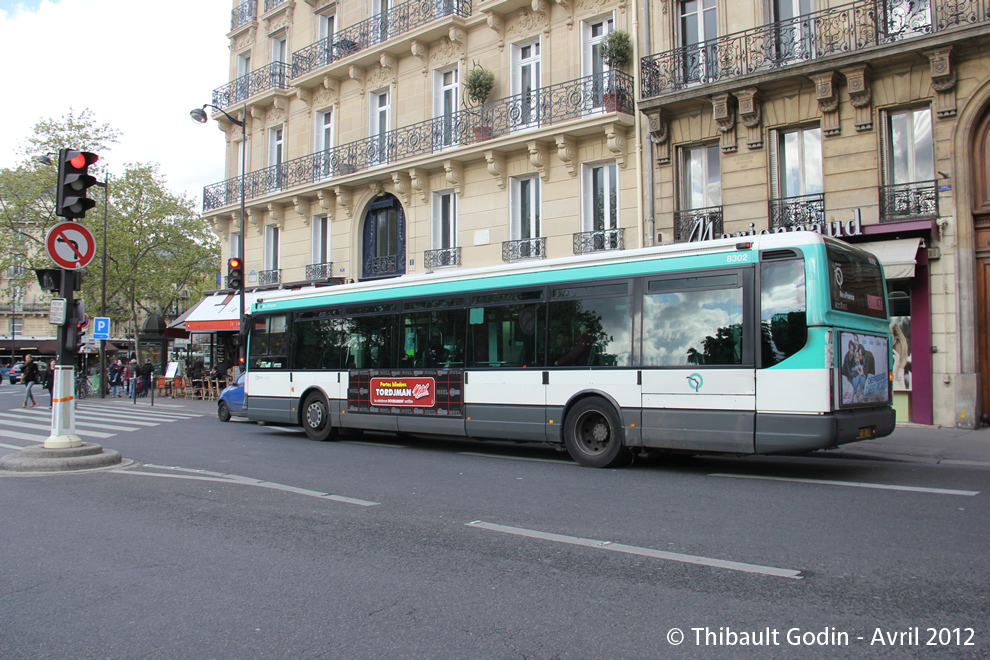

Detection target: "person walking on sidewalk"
[141, 358, 154, 398]
[108, 359, 123, 397]
[21, 354, 39, 408]
[43, 359, 55, 408]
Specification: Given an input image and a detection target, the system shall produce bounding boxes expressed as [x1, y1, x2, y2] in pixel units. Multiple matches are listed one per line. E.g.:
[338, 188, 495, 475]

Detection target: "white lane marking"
[459, 451, 574, 465]
[80, 404, 203, 419]
[0, 417, 115, 439]
[77, 409, 193, 422]
[466, 520, 802, 580]
[709, 473, 980, 496]
[114, 464, 380, 507]
[0, 430, 49, 443]
[1, 442, 27, 450]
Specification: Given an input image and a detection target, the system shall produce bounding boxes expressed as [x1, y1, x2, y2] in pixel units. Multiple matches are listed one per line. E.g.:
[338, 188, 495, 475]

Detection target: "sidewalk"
[827, 424, 990, 466]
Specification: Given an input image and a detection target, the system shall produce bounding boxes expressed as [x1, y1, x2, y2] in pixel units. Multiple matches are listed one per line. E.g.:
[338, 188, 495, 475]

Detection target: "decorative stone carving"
[841, 64, 873, 132]
[392, 171, 412, 205]
[604, 124, 627, 167]
[811, 71, 841, 137]
[485, 151, 506, 189]
[431, 37, 457, 67]
[409, 168, 429, 203]
[449, 26, 466, 49]
[295, 87, 312, 109]
[509, 7, 547, 39]
[316, 189, 336, 220]
[528, 140, 550, 180]
[711, 92, 737, 153]
[349, 64, 365, 96]
[646, 109, 670, 165]
[484, 12, 505, 51]
[210, 215, 230, 240]
[293, 196, 311, 223]
[231, 26, 257, 51]
[247, 207, 264, 235]
[927, 47, 957, 118]
[335, 186, 353, 218]
[555, 0, 574, 28]
[411, 40, 429, 75]
[268, 202, 285, 230]
[735, 87, 763, 149]
[555, 135, 577, 176]
[444, 160, 463, 194]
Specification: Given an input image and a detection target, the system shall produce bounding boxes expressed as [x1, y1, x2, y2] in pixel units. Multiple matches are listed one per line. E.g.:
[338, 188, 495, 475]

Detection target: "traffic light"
[66, 300, 87, 353]
[227, 257, 244, 291]
[56, 149, 99, 219]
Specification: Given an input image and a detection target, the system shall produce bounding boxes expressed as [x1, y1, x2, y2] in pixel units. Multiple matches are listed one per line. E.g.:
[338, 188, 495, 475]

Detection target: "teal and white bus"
[242, 232, 895, 467]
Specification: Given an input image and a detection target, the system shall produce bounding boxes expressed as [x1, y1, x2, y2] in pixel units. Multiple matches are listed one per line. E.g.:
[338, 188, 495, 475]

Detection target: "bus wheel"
[302, 393, 336, 442]
[563, 398, 631, 468]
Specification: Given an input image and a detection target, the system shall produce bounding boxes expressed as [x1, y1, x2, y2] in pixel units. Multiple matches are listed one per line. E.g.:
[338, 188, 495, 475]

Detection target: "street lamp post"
[94, 174, 109, 398]
[191, 103, 247, 366]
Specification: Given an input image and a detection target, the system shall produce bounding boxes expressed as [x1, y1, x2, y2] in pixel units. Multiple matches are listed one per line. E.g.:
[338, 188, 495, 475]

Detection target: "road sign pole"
[47, 269, 81, 449]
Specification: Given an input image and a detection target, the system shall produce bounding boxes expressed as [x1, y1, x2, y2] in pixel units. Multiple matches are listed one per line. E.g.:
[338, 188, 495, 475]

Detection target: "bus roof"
[253, 231, 832, 314]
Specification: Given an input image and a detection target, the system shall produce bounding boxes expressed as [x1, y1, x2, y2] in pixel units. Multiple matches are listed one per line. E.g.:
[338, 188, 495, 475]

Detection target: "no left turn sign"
[46, 221, 97, 270]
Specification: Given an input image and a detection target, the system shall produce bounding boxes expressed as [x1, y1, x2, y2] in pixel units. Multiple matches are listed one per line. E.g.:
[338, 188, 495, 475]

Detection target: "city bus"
[241, 232, 895, 467]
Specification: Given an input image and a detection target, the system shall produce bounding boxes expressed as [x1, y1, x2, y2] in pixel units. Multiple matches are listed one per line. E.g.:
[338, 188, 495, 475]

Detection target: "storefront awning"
[183, 286, 324, 333]
[857, 238, 923, 280]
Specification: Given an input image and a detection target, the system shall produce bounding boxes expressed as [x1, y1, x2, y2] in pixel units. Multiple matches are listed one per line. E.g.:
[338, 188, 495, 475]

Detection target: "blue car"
[217, 372, 246, 422]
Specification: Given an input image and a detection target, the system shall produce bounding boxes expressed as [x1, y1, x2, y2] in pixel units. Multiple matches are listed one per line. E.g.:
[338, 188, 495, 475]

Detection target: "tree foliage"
[0, 109, 219, 356]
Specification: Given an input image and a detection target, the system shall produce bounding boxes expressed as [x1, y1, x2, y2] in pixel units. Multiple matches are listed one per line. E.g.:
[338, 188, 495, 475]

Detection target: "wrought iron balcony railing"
[291, 0, 472, 80]
[305, 261, 335, 279]
[425, 247, 461, 269]
[674, 207, 724, 243]
[502, 237, 546, 262]
[769, 193, 825, 230]
[367, 255, 399, 277]
[573, 228, 624, 254]
[264, 0, 288, 12]
[258, 269, 281, 285]
[203, 71, 634, 211]
[641, 0, 989, 98]
[879, 180, 939, 222]
[211, 62, 291, 110]
[231, 0, 256, 31]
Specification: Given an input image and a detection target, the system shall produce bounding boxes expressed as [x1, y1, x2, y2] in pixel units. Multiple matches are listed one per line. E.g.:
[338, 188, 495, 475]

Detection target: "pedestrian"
[43, 359, 56, 408]
[141, 358, 154, 397]
[109, 359, 123, 397]
[125, 359, 137, 396]
[21, 354, 39, 408]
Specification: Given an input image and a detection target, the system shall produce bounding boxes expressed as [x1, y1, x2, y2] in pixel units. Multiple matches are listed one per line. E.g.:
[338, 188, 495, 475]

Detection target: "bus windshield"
[826, 242, 887, 319]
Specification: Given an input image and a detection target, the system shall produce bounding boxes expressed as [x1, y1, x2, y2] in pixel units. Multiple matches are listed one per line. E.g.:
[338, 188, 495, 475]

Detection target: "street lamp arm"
[191, 103, 245, 128]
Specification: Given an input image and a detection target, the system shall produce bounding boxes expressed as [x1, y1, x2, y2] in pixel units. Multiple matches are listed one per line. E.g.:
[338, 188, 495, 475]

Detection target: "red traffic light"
[229, 257, 242, 269]
[69, 152, 98, 169]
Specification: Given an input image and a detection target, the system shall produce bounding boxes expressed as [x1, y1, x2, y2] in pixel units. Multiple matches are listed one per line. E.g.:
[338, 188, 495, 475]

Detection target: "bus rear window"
[826, 243, 887, 319]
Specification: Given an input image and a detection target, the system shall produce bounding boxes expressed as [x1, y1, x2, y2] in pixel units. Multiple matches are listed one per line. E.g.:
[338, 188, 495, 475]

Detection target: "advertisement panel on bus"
[837, 331, 890, 407]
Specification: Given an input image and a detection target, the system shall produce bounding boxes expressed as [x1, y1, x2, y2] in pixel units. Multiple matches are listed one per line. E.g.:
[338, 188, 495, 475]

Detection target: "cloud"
[0, 0, 230, 209]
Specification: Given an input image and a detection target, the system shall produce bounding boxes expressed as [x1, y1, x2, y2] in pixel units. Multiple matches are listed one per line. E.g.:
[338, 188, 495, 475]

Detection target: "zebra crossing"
[0, 400, 204, 449]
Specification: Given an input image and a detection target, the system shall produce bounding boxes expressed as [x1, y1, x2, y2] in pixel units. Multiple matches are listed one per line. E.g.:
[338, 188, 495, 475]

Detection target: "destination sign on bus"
[371, 377, 436, 407]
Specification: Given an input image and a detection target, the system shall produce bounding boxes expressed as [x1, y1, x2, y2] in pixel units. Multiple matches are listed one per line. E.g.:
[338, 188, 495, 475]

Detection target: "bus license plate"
[856, 426, 875, 440]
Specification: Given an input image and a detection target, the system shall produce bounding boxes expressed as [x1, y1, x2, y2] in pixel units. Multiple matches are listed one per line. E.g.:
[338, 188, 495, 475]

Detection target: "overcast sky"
[0, 0, 231, 209]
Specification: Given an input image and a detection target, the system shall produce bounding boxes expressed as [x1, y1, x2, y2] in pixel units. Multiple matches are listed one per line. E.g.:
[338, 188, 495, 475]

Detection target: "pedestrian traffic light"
[55, 149, 100, 219]
[227, 257, 244, 291]
[66, 300, 87, 353]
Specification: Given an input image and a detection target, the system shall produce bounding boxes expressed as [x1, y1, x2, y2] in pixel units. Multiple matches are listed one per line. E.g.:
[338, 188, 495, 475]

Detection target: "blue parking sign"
[93, 316, 111, 340]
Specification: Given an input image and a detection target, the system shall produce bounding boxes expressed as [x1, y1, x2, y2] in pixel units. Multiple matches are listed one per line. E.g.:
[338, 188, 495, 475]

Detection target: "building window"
[773, 0, 816, 62]
[10, 318, 23, 335]
[583, 162, 618, 232]
[680, 0, 718, 85]
[370, 90, 391, 165]
[317, 9, 336, 42]
[511, 176, 541, 240]
[265, 224, 280, 272]
[432, 191, 457, 250]
[230, 230, 242, 260]
[269, 126, 284, 191]
[315, 109, 333, 179]
[681, 143, 721, 210]
[312, 215, 330, 265]
[435, 68, 459, 149]
[362, 194, 406, 279]
[770, 126, 824, 228]
[511, 40, 541, 129]
[583, 15, 614, 108]
[881, 107, 936, 219]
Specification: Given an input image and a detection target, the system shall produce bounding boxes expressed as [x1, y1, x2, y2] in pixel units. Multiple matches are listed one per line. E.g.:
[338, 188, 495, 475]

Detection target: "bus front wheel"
[563, 398, 631, 468]
[302, 393, 336, 442]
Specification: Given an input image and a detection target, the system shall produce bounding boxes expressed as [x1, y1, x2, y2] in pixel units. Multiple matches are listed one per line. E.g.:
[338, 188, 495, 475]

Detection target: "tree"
[0, 109, 218, 360]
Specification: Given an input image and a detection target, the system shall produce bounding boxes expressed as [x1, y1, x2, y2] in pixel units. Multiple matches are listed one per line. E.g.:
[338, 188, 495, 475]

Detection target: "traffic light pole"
[46, 269, 82, 449]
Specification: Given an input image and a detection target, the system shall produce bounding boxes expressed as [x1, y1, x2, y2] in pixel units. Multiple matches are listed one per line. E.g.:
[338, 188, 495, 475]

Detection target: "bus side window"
[467, 303, 545, 368]
[760, 258, 807, 367]
[549, 283, 631, 367]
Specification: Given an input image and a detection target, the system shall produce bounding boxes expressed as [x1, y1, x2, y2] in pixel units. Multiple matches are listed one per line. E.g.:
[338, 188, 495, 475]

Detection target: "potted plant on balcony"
[465, 63, 496, 142]
[600, 29, 632, 112]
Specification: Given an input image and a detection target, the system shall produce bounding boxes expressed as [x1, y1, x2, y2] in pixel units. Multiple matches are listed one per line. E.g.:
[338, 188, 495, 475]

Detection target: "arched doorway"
[974, 109, 990, 419]
[361, 193, 406, 280]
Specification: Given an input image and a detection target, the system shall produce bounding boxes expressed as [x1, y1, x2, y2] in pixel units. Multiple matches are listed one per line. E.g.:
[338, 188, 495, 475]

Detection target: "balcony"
[258, 269, 282, 285]
[573, 228, 624, 254]
[291, 0, 472, 83]
[211, 62, 291, 111]
[879, 180, 939, 222]
[425, 247, 461, 269]
[641, 0, 989, 99]
[231, 0, 256, 32]
[502, 237, 546, 262]
[263, 0, 288, 12]
[769, 194, 825, 230]
[674, 206, 724, 243]
[203, 71, 635, 212]
[305, 261, 334, 279]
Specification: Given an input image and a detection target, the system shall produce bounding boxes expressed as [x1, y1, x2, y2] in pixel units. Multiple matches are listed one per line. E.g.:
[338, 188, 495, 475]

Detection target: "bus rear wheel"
[563, 398, 631, 468]
[302, 393, 336, 442]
